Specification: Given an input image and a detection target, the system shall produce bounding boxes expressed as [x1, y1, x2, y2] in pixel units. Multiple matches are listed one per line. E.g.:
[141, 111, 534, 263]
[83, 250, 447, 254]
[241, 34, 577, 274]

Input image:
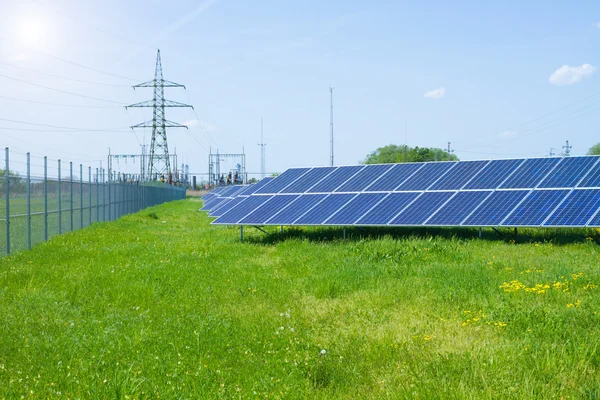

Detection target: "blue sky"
[1, 0, 600, 180]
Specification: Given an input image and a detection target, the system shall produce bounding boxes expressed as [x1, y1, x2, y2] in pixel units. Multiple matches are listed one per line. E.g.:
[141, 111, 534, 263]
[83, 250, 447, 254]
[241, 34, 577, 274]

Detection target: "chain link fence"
[1, 147, 186, 256]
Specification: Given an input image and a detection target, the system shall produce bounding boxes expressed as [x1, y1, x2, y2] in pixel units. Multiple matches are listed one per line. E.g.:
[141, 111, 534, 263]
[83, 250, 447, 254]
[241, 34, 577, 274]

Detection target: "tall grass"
[0, 198, 599, 398]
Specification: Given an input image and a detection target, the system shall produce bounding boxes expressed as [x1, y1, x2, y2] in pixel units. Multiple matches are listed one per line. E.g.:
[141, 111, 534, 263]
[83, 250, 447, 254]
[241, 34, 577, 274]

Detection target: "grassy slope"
[1, 198, 600, 399]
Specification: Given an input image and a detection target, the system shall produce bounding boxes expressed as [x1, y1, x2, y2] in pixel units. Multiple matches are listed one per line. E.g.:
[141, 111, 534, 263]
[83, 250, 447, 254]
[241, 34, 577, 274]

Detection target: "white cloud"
[595, 22, 600, 29]
[424, 87, 445, 99]
[549, 64, 597, 86]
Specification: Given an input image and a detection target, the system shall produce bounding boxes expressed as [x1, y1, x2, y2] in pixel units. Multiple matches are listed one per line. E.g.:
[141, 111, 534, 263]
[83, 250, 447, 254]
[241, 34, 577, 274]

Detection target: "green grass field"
[1, 198, 599, 399]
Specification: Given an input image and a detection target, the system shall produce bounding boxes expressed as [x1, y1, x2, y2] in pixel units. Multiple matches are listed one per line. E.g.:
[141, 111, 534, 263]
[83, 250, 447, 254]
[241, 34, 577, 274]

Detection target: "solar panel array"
[202, 156, 600, 228]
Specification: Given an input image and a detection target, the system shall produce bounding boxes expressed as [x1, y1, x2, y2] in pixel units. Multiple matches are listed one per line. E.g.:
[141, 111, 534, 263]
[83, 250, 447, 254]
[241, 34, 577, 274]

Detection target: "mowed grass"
[1, 199, 600, 399]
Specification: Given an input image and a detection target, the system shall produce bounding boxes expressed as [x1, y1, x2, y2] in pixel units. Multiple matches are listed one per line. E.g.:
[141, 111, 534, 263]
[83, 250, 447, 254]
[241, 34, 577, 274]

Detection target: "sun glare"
[17, 15, 47, 48]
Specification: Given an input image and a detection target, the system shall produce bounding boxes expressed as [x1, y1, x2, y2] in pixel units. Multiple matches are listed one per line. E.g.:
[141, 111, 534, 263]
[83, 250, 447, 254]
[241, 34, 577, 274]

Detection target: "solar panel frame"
[389, 191, 455, 226]
[255, 168, 311, 194]
[354, 192, 420, 226]
[424, 191, 491, 226]
[461, 190, 529, 227]
[279, 167, 338, 194]
[463, 159, 526, 190]
[538, 157, 600, 188]
[238, 194, 301, 225]
[294, 194, 357, 225]
[334, 164, 394, 193]
[577, 158, 600, 188]
[212, 195, 274, 224]
[209, 198, 244, 217]
[363, 163, 425, 192]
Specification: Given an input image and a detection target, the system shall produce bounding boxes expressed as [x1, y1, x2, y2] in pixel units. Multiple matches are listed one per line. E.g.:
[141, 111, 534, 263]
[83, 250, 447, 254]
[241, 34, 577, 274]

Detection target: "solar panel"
[396, 162, 457, 191]
[428, 161, 489, 190]
[207, 155, 600, 230]
[255, 168, 310, 194]
[209, 198, 242, 217]
[390, 192, 455, 225]
[425, 191, 491, 226]
[294, 194, 356, 225]
[462, 190, 528, 226]
[280, 167, 337, 193]
[239, 177, 274, 196]
[500, 158, 561, 189]
[355, 192, 420, 225]
[265, 194, 328, 225]
[543, 189, 600, 226]
[578, 160, 600, 188]
[324, 193, 388, 225]
[239, 195, 300, 225]
[212, 195, 273, 224]
[307, 166, 364, 193]
[539, 157, 599, 188]
[364, 163, 424, 191]
[501, 190, 569, 226]
[334, 164, 393, 192]
[463, 159, 525, 190]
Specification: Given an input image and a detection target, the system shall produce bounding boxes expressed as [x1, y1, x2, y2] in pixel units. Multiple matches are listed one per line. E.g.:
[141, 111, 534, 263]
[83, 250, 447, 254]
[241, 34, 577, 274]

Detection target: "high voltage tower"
[126, 50, 192, 181]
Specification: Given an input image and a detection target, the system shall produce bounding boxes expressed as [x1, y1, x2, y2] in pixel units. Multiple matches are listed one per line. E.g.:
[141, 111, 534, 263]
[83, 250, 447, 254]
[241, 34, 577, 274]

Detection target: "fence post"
[88, 166, 92, 226]
[44, 156, 48, 242]
[102, 169, 106, 221]
[79, 164, 83, 229]
[96, 168, 99, 222]
[70, 161, 73, 232]
[108, 168, 111, 221]
[5, 148, 10, 255]
[58, 159, 61, 235]
[27, 152, 31, 250]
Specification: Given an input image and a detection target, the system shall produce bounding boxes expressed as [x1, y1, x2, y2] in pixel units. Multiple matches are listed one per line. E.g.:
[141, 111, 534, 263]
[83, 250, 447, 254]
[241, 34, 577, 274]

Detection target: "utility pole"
[126, 49, 193, 181]
[549, 147, 555, 157]
[258, 118, 266, 179]
[562, 140, 572, 157]
[329, 87, 334, 166]
[447, 142, 454, 161]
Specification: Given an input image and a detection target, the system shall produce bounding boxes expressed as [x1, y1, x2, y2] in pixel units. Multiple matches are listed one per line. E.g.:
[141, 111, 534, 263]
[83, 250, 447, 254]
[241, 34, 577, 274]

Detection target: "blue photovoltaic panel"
[239, 177, 274, 196]
[219, 185, 245, 197]
[425, 191, 490, 226]
[462, 190, 528, 226]
[578, 158, 600, 188]
[238, 195, 300, 224]
[334, 164, 393, 192]
[265, 194, 327, 225]
[255, 168, 310, 194]
[539, 157, 599, 188]
[294, 194, 356, 225]
[209, 198, 238, 217]
[544, 189, 600, 226]
[280, 167, 337, 193]
[324, 193, 388, 225]
[355, 192, 420, 225]
[390, 192, 454, 225]
[500, 158, 561, 189]
[501, 190, 569, 226]
[212, 195, 273, 224]
[396, 162, 457, 191]
[364, 163, 424, 191]
[428, 161, 489, 190]
[307, 166, 364, 193]
[463, 159, 525, 190]
[201, 197, 227, 211]
[588, 207, 600, 227]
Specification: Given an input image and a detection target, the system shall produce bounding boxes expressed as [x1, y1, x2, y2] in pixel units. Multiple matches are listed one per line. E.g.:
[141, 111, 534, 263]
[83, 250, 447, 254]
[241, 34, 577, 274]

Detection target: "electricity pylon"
[126, 49, 192, 181]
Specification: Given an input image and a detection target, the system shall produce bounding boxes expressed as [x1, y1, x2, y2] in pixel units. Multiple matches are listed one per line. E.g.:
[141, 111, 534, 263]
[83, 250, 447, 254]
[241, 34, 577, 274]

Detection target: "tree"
[587, 143, 600, 156]
[363, 144, 459, 164]
[0, 169, 26, 195]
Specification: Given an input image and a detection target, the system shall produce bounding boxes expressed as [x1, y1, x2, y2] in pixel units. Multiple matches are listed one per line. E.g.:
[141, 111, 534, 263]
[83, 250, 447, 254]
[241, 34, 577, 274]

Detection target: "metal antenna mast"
[329, 87, 334, 166]
[447, 142, 454, 161]
[126, 49, 193, 180]
[258, 118, 266, 178]
[562, 140, 572, 157]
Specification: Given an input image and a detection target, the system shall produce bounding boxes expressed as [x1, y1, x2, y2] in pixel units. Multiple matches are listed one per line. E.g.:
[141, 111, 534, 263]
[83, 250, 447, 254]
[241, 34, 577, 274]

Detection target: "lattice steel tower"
[126, 50, 192, 180]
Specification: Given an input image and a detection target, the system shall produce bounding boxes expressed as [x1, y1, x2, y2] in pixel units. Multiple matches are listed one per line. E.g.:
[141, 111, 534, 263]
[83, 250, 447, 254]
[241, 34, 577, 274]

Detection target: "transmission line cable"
[0, 117, 130, 131]
[0, 61, 131, 87]
[0, 35, 138, 82]
[0, 72, 126, 105]
[0, 95, 121, 108]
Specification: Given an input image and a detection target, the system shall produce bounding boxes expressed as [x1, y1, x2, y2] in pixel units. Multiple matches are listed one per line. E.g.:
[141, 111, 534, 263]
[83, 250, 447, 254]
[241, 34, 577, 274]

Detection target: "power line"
[0, 117, 130, 132]
[0, 35, 138, 82]
[0, 61, 131, 87]
[0, 72, 126, 105]
[0, 95, 121, 109]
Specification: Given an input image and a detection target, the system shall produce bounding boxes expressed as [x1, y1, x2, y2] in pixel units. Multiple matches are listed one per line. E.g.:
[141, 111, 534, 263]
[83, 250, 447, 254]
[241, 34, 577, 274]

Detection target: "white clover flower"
[320, 349, 326, 355]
